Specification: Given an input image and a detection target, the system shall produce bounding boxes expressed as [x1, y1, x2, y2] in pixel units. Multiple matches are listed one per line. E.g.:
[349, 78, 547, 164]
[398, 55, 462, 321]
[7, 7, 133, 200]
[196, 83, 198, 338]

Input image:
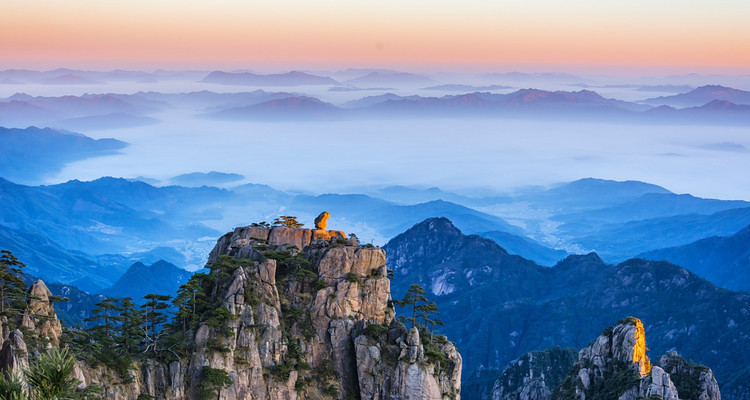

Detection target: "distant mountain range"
[3, 85, 750, 126]
[133, 89, 298, 110]
[384, 218, 750, 398]
[341, 93, 423, 108]
[169, 171, 245, 187]
[0, 127, 127, 183]
[99, 260, 192, 303]
[202, 96, 342, 120]
[0, 177, 224, 289]
[561, 206, 750, 262]
[644, 85, 750, 107]
[3, 176, 750, 295]
[639, 223, 750, 292]
[200, 70, 339, 86]
[421, 83, 514, 91]
[55, 112, 160, 131]
[0, 68, 206, 84]
[194, 87, 750, 124]
[479, 230, 569, 266]
[0, 93, 164, 128]
[41, 73, 103, 85]
[342, 71, 436, 86]
[2, 93, 162, 117]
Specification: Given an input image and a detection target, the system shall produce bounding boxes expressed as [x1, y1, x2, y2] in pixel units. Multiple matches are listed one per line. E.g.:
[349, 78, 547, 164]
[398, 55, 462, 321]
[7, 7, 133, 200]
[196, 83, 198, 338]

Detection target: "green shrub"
[198, 367, 233, 400]
[321, 384, 339, 397]
[244, 285, 260, 307]
[343, 273, 361, 284]
[295, 267, 318, 281]
[206, 306, 236, 336]
[362, 324, 388, 338]
[313, 280, 328, 291]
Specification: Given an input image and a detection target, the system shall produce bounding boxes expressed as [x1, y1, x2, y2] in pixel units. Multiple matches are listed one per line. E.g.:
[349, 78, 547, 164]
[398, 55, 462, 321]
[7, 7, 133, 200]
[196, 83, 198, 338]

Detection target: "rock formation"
[488, 317, 721, 400]
[0, 280, 64, 375]
[2, 224, 461, 400]
[23, 280, 64, 348]
[657, 352, 721, 400]
[489, 347, 577, 400]
[314, 211, 330, 230]
[552, 317, 718, 400]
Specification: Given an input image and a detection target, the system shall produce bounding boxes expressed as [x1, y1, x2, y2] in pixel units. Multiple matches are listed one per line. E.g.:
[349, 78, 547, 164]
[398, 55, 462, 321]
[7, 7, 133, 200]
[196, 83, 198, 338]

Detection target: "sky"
[2, 0, 750, 72]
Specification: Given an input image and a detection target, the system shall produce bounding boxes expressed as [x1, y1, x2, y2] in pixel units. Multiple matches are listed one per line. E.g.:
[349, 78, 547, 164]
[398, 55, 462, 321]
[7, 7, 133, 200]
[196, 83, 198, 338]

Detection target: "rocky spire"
[23, 280, 64, 348]
[485, 316, 723, 400]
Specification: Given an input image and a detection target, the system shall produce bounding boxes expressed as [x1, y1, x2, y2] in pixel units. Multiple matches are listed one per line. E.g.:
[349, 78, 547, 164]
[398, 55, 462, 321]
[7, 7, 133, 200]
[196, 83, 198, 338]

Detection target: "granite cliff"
[1, 224, 462, 399]
[489, 317, 720, 400]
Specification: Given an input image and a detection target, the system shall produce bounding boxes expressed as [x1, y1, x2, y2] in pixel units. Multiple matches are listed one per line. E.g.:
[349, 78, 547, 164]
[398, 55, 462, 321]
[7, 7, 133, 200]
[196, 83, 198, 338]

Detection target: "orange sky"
[2, 0, 749, 72]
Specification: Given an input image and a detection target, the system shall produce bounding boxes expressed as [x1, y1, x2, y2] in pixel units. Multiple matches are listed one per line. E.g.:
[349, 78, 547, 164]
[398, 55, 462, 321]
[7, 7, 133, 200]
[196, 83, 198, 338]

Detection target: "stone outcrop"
[491, 317, 721, 400]
[208, 225, 347, 265]
[314, 211, 330, 230]
[489, 347, 577, 400]
[23, 280, 64, 347]
[354, 324, 462, 400]
[552, 316, 719, 400]
[0, 280, 64, 376]
[191, 224, 460, 399]
[4, 223, 461, 400]
[657, 352, 721, 400]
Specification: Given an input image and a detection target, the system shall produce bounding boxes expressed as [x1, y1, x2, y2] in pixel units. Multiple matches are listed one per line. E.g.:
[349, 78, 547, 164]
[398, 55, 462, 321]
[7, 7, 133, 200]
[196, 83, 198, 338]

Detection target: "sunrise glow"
[2, 0, 749, 71]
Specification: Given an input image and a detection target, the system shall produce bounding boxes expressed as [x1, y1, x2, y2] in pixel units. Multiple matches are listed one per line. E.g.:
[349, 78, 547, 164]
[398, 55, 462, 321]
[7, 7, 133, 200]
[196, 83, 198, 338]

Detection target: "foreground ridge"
[1, 223, 462, 400]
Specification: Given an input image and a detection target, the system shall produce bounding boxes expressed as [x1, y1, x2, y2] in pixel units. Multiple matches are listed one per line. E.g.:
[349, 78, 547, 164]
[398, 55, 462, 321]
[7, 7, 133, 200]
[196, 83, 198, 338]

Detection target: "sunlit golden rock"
[314, 211, 330, 230]
[312, 229, 347, 241]
[631, 317, 652, 377]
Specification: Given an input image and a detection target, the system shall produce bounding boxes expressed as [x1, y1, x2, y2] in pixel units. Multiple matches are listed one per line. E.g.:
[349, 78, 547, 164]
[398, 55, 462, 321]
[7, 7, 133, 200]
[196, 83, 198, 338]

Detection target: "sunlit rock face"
[314, 211, 330, 230]
[550, 316, 718, 400]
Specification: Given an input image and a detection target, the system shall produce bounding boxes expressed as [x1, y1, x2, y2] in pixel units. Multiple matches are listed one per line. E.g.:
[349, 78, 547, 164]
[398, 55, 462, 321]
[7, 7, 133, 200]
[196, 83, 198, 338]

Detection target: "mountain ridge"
[384, 217, 750, 399]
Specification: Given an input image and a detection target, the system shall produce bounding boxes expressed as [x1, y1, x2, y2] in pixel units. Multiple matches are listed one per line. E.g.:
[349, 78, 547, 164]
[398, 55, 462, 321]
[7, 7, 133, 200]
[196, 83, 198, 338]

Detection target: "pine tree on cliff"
[0, 250, 28, 320]
[394, 283, 443, 332]
[118, 297, 145, 354]
[273, 215, 304, 228]
[85, 297, 123, 344]
[141, 293, 172, 352]
[174, 273, 208, 333]
[199, 366, 233, 400]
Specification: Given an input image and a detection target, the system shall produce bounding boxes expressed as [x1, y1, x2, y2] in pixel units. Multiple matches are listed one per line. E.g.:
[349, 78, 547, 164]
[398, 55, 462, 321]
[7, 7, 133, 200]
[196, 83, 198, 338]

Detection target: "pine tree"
[393, 284, 443, 332]
[273, 216, 304, 228]
[199, 367, 233, 400]
[118, 297, 145, 354]
[0, 250, 28, 320]
[85, 297, 123, 345]
[173, 273, 208, 333]
[141, 293, 172, 352]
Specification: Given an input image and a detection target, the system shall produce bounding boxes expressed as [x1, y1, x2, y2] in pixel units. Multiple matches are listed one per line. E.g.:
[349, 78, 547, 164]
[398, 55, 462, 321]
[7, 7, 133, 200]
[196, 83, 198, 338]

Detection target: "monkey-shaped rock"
[314, 211, 330, 230]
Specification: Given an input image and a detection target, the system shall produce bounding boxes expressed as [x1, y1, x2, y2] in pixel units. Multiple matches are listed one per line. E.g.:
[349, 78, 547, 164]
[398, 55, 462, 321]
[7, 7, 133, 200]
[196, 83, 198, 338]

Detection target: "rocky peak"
[656, 352, 721, 400]
[197, 221, 460, 399]
[53, 219, 461, 400]
[207, 224, 350, 265]
[490, 317, 722, 400]
[23, 280, 63, 348]
[0, 279, 63, 375]
[552, 316, 717, 400]
[490, 347, 577, 400]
